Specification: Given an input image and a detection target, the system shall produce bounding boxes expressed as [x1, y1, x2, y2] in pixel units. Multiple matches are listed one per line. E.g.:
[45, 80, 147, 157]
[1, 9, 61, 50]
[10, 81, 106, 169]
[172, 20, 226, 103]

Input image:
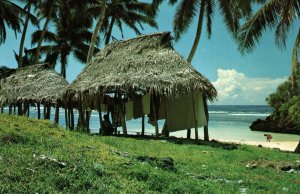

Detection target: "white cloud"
[212, 69, 286, 105]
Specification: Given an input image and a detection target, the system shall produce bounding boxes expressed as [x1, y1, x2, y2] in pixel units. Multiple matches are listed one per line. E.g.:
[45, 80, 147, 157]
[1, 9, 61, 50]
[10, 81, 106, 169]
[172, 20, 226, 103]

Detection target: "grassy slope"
[0, 114, 299, 193]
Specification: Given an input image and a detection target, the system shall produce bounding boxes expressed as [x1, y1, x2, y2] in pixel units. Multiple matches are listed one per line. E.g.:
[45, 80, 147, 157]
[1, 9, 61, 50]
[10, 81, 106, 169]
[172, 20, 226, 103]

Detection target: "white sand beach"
[219, 139, 299, 152]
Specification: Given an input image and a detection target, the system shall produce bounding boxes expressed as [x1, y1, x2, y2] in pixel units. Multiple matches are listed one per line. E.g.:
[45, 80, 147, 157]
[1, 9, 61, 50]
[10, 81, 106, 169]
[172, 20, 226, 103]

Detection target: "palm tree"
[30, 1, 97, 78]
[238, 0, 300, 90]
[86, 0, 158, 63]
[0, 0, 26, 45]
[17, 0, 38, 68]
[153, 0, 265, 63]
[33, 0, 58, 65]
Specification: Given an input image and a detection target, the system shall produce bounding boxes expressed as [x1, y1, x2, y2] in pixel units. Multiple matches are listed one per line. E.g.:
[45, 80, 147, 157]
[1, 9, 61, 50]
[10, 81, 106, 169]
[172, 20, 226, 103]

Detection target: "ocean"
[3, 105, 300, 142]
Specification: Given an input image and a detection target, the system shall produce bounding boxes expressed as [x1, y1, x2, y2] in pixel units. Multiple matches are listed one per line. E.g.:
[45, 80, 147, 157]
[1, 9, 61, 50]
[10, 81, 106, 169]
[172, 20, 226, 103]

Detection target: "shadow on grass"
[94, 134, 240, 150]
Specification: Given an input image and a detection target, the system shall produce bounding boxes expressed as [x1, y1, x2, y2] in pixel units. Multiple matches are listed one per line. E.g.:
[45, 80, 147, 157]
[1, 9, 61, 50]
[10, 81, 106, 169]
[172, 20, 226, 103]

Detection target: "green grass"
[0, 114, 299, 193]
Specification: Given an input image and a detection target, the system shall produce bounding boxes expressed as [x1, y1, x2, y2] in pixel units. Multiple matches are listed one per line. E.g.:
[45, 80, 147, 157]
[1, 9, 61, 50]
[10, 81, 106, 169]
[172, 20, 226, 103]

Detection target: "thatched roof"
[67, 32, 217, 101]
[0, 64, 69, 105]
[0, 66, 16, 80]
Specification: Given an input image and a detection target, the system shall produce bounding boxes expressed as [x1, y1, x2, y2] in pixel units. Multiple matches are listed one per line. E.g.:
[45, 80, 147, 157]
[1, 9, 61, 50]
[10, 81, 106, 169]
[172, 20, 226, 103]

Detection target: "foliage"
[0, 114, 300, 193]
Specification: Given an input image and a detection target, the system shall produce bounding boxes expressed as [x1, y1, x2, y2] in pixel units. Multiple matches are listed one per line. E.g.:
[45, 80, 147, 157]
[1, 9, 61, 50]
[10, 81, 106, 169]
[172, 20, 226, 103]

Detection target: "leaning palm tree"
[30, 1, 98, 78]
[86, 0, 158, 63]
[17, 0, 38, 68]
[0, 0, 25, 45]
[238, 0, 300, 90]
[33, 0, 58, 65]
[153, 0, 265, 63]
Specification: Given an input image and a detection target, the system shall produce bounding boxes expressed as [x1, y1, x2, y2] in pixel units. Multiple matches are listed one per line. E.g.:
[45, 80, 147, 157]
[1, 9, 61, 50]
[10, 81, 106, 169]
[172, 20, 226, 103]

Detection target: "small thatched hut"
[66, 32, 217, 139]
[0, 64, 69, 123]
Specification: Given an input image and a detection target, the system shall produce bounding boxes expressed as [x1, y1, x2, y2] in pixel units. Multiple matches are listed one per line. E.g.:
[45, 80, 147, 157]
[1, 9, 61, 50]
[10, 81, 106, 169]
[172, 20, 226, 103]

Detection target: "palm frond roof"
[0, 64, 69, 105]
[67, 32, 217, 101]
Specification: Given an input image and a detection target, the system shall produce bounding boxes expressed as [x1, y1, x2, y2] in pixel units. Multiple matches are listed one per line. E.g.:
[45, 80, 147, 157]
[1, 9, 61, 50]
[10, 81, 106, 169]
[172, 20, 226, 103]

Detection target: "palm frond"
[173, 0, 199, 41]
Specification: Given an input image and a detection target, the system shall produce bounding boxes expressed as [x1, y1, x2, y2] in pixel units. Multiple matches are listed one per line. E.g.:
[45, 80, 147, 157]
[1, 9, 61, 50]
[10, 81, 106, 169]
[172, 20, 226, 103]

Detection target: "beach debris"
[245, 160, 300, 173]
[113, 150, 176, 171]
[239, 187, 247, 194]
[33, 154, 67, 168]
[93, 162, 105, 176]
[282, 187, 289, 192]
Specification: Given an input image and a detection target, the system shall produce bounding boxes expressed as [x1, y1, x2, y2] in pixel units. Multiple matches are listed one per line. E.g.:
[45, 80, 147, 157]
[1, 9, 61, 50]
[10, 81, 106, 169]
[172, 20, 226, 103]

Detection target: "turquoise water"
[3, 105, 300, 142]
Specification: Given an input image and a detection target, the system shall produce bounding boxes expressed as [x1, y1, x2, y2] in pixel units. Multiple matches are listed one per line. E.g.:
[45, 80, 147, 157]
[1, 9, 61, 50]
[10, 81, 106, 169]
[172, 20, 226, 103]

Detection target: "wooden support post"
[187, 129, 191, 139]
[54, 103, 59, 124]
[85, 110, 90, 133]
[77, 94, 85, 129]
[152, 94, 159, 137]
[70, 107, 74, 130]
[23, 102, 27, 116]
[192, 92, 198, 140]
[98, 102, 103, 134]
[46, 104, 51, 120]
[203, 97, 209, 141]
[9, 104, 12, 115]
[17, 103, 23, 116]
[43, 103, 47, 119]
[141, 115, 145, 136]
[117, 93, 127, 136]
[27, 103, 30, 117]
[65, 107, 69, 129]
[37, 102, 41, 119]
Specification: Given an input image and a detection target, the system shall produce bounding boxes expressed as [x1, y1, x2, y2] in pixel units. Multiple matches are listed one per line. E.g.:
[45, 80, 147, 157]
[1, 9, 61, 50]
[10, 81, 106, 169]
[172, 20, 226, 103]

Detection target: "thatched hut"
[66, 32, 217, 139]
[0, 64, 69, 123]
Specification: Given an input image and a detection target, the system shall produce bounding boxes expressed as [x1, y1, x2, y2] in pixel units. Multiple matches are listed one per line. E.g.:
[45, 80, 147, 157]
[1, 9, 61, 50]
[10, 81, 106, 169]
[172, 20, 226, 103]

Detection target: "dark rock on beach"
[250, 116, 300, 135]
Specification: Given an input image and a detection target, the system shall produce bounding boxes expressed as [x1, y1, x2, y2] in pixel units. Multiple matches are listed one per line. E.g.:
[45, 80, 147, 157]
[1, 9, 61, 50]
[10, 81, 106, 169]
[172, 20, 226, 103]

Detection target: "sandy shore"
[219, 139, 298, 152]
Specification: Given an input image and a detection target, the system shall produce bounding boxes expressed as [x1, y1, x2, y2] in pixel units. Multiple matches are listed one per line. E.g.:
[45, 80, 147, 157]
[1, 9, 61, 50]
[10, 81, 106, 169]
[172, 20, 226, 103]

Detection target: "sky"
[0, 1, 298, 105]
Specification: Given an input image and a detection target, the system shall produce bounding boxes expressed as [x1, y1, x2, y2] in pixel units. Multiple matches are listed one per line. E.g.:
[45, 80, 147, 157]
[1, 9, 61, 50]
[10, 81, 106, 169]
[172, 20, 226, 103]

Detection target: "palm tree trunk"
[187, 0, 206, 63]
[105, 17, 115, 45]
[18, 4, 31, 68]
[61, 53, 67, 78]
[34, 4, 54, 64]
[86, 4, 106, 64]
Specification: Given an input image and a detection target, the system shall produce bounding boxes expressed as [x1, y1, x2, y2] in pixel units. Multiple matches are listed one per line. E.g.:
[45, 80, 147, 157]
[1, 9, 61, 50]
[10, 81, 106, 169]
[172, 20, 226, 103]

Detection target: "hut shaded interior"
[0, 64, 69, 122]
[66, 32, 217, 138]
